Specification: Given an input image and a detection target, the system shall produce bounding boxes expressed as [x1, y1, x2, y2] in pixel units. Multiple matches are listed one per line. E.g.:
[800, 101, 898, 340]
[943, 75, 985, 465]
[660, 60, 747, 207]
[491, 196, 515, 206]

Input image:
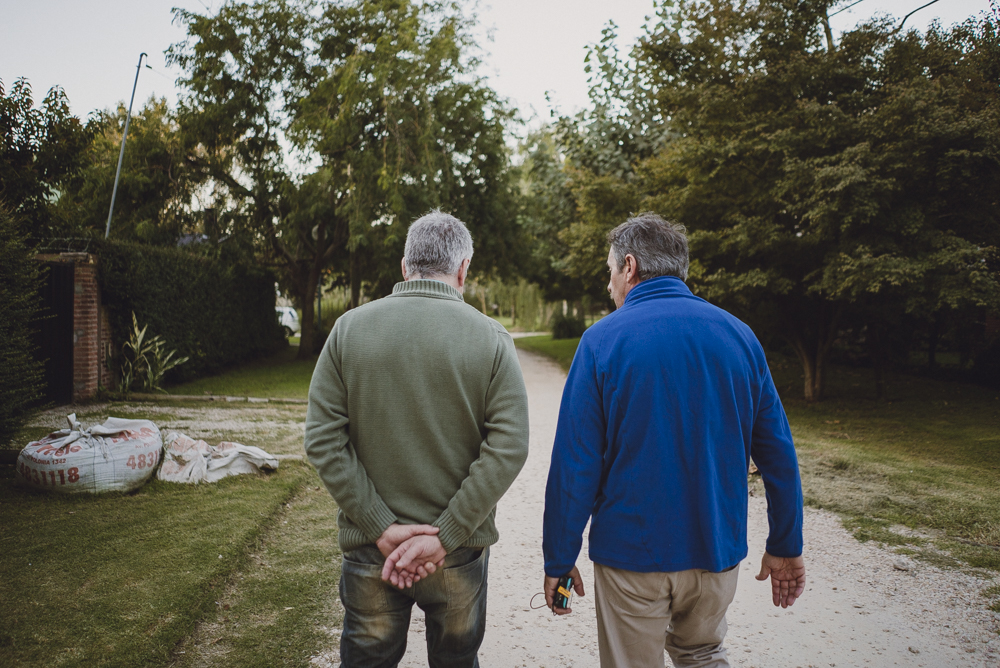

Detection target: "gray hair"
[607, 212, 689, 281]
[404, 210, 474, 278]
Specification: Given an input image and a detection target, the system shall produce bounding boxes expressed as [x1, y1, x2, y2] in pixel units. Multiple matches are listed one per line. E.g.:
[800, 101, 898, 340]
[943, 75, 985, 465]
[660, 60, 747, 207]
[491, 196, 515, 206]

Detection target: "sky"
[1, 0, 993, 127]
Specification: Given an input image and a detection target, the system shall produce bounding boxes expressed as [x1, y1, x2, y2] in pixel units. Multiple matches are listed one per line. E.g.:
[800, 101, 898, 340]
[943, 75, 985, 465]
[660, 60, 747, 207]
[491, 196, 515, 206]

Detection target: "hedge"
[0, 206, 45, 446]
[96, 240, 285, 383]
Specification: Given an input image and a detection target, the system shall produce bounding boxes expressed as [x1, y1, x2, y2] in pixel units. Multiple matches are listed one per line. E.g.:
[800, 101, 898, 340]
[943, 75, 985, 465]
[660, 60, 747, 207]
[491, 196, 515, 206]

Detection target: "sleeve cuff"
[355, 498, 398, 543]
[433, 512, 470, 553]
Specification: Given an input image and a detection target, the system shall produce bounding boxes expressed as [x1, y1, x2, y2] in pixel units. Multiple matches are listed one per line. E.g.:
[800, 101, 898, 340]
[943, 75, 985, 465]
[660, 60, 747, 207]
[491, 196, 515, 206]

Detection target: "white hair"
[404, 210, 474, 278]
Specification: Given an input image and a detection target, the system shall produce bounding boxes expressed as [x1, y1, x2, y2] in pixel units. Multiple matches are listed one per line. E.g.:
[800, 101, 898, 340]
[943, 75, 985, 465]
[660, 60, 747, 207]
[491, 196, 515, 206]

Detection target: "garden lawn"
[513, 335, 581, 371]
[165, 345, 317, 400]
[0, 457, 341, 668]
[515, 334, 1000, 572]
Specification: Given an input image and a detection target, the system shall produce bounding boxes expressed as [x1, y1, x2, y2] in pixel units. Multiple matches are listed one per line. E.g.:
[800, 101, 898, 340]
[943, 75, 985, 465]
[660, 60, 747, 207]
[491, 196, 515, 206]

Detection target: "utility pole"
[105, 52, 150, 239]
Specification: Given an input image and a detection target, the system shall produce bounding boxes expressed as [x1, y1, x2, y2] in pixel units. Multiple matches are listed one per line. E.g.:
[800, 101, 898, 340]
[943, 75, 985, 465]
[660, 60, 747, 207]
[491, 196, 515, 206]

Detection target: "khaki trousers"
[593, 563, 740, 668]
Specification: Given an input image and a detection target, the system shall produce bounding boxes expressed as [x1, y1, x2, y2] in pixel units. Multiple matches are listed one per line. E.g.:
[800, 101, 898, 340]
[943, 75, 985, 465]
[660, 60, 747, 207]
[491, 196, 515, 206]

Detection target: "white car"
[276, 307, 300, 337]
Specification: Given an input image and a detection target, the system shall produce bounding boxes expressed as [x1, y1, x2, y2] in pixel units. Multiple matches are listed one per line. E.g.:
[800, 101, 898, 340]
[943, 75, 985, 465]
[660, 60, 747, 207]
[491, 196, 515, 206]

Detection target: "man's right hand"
[382, 535, 447, 589]
[376, 523, 439, 559]
[755, 552, 806, 608]
[544, 566, 585, 615]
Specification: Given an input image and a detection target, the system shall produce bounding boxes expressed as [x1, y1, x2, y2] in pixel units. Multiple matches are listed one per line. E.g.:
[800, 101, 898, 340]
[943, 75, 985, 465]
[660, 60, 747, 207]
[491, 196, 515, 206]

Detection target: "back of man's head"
[404, 210, 474, 279]
[607, 212, 689, 281]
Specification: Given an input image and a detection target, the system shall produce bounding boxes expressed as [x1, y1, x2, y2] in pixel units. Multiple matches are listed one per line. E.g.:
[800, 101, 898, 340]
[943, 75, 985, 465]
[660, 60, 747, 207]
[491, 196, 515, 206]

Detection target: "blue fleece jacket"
[542, 276, 803, 576]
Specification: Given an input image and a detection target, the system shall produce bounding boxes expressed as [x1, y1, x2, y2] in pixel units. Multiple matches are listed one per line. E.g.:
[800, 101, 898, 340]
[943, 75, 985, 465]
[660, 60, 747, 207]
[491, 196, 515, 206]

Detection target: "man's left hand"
[755, 552, 806, 608]
[381, 535, 447, 589]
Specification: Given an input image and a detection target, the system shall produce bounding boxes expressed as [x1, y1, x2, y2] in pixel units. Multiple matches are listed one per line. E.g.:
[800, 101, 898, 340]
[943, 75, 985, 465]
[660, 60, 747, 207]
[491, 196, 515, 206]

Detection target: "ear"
[456, 258, 470, 288]
[624, 254, 639, 285]
[401, 257, 408, 280]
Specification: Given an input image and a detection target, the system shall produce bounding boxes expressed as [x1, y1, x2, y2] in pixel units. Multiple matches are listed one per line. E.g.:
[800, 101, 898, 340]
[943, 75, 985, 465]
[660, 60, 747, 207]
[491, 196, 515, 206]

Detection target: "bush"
[0, 206, 45, 447]
[96, 240, 284, 382]
[550, 312, 586, 340]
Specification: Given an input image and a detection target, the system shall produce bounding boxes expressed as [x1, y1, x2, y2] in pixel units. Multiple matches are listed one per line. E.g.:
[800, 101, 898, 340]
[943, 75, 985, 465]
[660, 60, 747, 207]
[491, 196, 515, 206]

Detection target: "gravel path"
[393, 349, 1000, 667]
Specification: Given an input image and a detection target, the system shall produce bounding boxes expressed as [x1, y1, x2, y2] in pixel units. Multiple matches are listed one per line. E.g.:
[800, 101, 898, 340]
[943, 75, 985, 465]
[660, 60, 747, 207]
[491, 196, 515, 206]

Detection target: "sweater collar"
[622, 275, 693, 306]
[390, 279, 464, 302]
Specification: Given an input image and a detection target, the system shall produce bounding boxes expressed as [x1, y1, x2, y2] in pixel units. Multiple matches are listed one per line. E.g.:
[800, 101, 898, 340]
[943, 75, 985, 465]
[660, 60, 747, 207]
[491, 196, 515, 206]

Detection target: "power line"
[899, 0, 942, 31]
[829, 0, 868, 18]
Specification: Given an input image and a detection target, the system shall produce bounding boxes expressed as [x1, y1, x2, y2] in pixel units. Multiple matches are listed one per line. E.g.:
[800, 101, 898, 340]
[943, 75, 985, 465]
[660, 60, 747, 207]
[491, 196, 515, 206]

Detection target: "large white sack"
[158, 432, 278, 484]
[16, 414, 162, 494]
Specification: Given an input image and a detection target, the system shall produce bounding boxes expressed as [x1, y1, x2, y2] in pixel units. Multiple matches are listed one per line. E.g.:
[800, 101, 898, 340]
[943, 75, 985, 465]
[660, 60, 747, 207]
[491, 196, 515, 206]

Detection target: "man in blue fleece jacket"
[542, 213, 805, 668]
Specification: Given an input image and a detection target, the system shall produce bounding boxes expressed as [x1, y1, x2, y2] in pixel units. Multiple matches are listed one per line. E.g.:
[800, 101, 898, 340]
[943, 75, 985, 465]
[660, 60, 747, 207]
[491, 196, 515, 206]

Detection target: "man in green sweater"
[305, 211, 530, 668]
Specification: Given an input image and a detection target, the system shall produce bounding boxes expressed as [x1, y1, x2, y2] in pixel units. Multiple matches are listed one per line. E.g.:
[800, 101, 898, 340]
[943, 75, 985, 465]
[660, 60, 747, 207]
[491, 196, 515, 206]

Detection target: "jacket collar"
[390, 279, 464, 302]
[622, 275, 694, 307]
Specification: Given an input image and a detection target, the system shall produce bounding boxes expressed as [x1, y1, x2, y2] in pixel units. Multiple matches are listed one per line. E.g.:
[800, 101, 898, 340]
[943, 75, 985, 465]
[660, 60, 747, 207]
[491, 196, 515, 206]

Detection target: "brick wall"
[71, 255, 101, 402]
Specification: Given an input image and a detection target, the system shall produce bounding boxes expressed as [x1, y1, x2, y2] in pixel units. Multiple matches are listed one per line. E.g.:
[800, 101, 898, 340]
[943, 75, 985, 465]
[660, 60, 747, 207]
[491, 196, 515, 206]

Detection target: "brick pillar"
[70, 254, 101, 402]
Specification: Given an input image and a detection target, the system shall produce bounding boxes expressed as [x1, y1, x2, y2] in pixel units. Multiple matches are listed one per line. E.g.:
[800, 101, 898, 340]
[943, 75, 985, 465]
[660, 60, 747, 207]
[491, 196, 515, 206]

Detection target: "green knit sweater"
[304, 279, 530, 553]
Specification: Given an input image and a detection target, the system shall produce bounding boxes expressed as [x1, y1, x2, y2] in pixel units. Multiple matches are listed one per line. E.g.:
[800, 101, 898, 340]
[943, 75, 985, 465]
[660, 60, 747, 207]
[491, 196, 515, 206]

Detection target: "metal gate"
[35, 262, 75, 405]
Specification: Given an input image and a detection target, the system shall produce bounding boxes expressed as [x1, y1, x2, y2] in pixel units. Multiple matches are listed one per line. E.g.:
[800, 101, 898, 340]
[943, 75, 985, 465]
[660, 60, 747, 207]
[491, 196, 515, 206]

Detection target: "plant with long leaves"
[118, 313, 189, 395]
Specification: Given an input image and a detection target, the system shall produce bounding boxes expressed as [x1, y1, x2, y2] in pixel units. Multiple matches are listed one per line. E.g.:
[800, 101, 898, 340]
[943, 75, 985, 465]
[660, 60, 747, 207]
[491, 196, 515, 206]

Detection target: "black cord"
[529, 592, 549, 610]
[829, 0, 868, 18]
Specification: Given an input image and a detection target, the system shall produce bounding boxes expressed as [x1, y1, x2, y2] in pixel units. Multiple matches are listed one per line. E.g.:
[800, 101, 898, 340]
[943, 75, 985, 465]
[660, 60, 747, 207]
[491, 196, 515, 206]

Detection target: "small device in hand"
[553, 574, 574, 610]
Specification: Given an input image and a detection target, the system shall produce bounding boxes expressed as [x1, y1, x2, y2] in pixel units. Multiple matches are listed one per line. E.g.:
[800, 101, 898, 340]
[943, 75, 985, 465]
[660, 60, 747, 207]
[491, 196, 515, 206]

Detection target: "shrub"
[551, 312, 586, 340]
[96, 240, 284, 382]
[0, 206, 45, 446]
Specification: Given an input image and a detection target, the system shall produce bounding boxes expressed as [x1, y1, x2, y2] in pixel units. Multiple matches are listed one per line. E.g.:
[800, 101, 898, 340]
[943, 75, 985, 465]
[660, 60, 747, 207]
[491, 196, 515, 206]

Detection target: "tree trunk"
[350, 248, 361, 310]
[788, 303, 843, 402]
[867, 324, 887, 400]
[295, 265, 321, 361]
[927, 318, 939, 370]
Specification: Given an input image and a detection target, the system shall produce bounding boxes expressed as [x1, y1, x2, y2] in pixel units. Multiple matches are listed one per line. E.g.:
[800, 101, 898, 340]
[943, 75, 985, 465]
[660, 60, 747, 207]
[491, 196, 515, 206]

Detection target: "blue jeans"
[339, 545, 489, 668]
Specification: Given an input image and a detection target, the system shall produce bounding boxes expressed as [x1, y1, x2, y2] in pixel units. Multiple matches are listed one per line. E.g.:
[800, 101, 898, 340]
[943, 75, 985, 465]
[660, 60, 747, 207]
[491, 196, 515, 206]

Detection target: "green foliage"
[0, 77, 90, 236]
[466, 279, 551, 331]
[527, 0, 1000, 400]
[118, 312, 189, 395]
[635, 3, 1000, 399]
[97, 239, 284, 382]
[512, 334, 582, 371]
[169, 0, 523, 357]
[551, 312, 588, 340]
[55, 97, 195, 243]
[0, 206, 45, 447]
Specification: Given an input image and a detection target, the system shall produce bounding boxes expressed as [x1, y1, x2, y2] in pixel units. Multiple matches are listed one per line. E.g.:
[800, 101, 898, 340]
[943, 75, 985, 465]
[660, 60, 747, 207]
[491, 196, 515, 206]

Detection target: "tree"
[291, 0, 522, 304]
[0, 78, 89, 236]
[171, 0, 523, 358]
[55, 97, 194, 243]
[169, 0, 324, 355]
[634, 0, 1000, 400]
[518, 23, 670, 307]
[534, 0, 1000, 400]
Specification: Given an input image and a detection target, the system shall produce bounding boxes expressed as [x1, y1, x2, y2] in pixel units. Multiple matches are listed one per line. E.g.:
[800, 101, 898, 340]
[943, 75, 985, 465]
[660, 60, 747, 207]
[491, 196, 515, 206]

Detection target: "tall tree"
[291, 0, 522, 305]
[539, 0, 1000, 400]
[170, 0, 522, 358]
[0, 78, 89, 236]
[635, 0, 1000, 400]
[55, 97, 193, 243]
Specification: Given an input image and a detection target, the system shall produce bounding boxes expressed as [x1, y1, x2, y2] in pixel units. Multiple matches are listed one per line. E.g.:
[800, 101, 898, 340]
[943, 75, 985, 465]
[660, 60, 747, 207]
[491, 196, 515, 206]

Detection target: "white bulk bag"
[158, 432, 278, 484]
[16, 414, 162, 494]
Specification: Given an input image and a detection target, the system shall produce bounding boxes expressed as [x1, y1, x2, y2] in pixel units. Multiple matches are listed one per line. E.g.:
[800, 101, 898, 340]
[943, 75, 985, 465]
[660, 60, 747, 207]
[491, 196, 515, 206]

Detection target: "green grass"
[513, 334, 581, 371]
[170, 481, 341, 668]
[519, 336, 1000, 572]
[166, 346, 318, 399]
[0, 462, 313, 667]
